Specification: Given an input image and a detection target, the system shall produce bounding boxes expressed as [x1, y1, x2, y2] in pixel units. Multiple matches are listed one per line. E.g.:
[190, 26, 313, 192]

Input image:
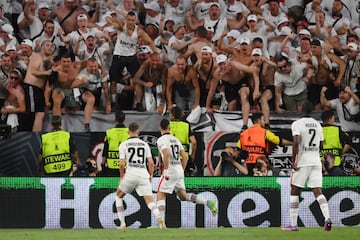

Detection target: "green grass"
[0, 227, 358, 240]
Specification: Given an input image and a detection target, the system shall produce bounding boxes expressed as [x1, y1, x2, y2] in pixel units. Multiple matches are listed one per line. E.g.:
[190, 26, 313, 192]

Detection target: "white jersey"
[291, 117, 323, 167]
[157, 133, 184, 177]
[119, 137, 152, 178]
[114, 25, 138, 56]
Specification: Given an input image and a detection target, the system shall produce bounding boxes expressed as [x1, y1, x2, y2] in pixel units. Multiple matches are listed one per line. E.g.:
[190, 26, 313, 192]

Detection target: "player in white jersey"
[115, 122, 165, 230]
[156, 119, 217, 226]
[282, 101, 332, 232]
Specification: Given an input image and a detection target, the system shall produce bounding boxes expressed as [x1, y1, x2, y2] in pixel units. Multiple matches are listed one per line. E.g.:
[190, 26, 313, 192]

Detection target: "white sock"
[157, 200, 166, 221]
[317, 194, 330, 221]
[115, 196, 125, 226]
[147, 202, 160, 218]
[186, 193, 206, 205]
[290, 195, 299, 226]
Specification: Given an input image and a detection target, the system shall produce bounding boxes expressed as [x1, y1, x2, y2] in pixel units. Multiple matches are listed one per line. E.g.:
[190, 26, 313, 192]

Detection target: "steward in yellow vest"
[170, 106, 197, 176]
[102, 111, 129, 176]
[320, 111, 351, 166]
[38, 115, 79, 176]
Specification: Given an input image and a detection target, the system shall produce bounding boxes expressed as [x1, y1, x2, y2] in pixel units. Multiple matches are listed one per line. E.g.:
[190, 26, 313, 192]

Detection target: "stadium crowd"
[0, 0, 360, 176]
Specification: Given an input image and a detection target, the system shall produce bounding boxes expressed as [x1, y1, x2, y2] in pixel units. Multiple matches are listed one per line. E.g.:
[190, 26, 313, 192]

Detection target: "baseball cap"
[346, 42, 358, 51]
[173, 22, 185, 33]
[239, 37, 250, 45]
[216, 54, 227, 64]
[138, 45, 152, 54]
[247, 14, 257, 22]
[310, 39, 321, 46]
[227, 29, 240, 39]
[85, 33, 95, 39]
[164, 18, 175, 25]
[38, 3, 49, 9]
[277, 16, 289, 26]
[146, 22, 160, 31]
[144, 1, 160, 12]
[210, 2, 220, 8]
[206, 26, 214, 32]
[22, 39, 34, 48]
[298, 29, 311, 36]
[251, 48, 262, 56]
[77, 14, 88, 21]
[280, 26, 292, 36]
[201, 45, 213, 54]
[5, 44, 16, 52]
[1, 23, 14, 34]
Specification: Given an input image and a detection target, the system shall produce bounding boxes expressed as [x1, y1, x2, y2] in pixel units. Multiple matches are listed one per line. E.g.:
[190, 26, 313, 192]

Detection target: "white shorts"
[291, 165, 323, 188]
[158, 175, 186, 194]
[118, 175, 152, 196]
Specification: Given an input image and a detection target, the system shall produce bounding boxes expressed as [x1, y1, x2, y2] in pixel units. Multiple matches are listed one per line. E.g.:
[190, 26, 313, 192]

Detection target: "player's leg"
[143, 195, 166, 229]
[282, 167, 307, 231]
[156, 191, 167, 223]
[115, 188, 126, 230]
[176, 189, 217, 217]
[309, 166, 331, 231]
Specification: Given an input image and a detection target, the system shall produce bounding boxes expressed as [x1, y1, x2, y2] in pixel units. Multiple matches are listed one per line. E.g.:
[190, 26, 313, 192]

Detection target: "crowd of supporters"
[0, 0, 359, 176]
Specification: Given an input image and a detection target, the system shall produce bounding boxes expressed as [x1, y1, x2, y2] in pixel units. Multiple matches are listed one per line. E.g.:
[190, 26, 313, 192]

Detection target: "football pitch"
[0, 227, 358, 240]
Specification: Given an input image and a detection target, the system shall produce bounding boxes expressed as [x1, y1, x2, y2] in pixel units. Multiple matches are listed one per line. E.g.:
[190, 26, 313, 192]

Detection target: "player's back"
[157, 133, 184, 174]
[119, 137, 151, 177]
[291, 117, 323, 167]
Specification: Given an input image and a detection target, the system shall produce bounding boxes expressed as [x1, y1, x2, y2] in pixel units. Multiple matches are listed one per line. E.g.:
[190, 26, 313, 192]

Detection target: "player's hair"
[160, 118, 170, 130]
[302, 101, 313, 115]
[251, 112, 263, 123]
[321, 110, 335, 122]
[128, 122, 139, 132]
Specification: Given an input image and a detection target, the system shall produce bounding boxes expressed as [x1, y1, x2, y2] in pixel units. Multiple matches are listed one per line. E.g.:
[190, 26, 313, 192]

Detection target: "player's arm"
[118, 143, 126, 179]
[119, 157, 126, 179]
[161, 148, 170, 171]
[292, 135, 299, 170]
[180, 148, 188, 170]
[147, 156, 155, 177]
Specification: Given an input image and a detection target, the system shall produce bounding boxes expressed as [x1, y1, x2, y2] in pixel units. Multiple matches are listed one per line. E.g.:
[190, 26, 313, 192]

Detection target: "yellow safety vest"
[170, 121, 190, 156]
[41, 130, 72, 174]
[321, 126, 343, 166]
[105, 127, 129, 169]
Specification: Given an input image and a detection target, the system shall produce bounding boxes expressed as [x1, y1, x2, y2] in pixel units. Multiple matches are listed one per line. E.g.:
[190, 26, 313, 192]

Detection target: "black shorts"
[224, 81, 248, 103]
[23, 83, 45, 112]
[109, 55, 140, 82]
[80, 88, 102, 107]
[307, 84, 324, 106]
